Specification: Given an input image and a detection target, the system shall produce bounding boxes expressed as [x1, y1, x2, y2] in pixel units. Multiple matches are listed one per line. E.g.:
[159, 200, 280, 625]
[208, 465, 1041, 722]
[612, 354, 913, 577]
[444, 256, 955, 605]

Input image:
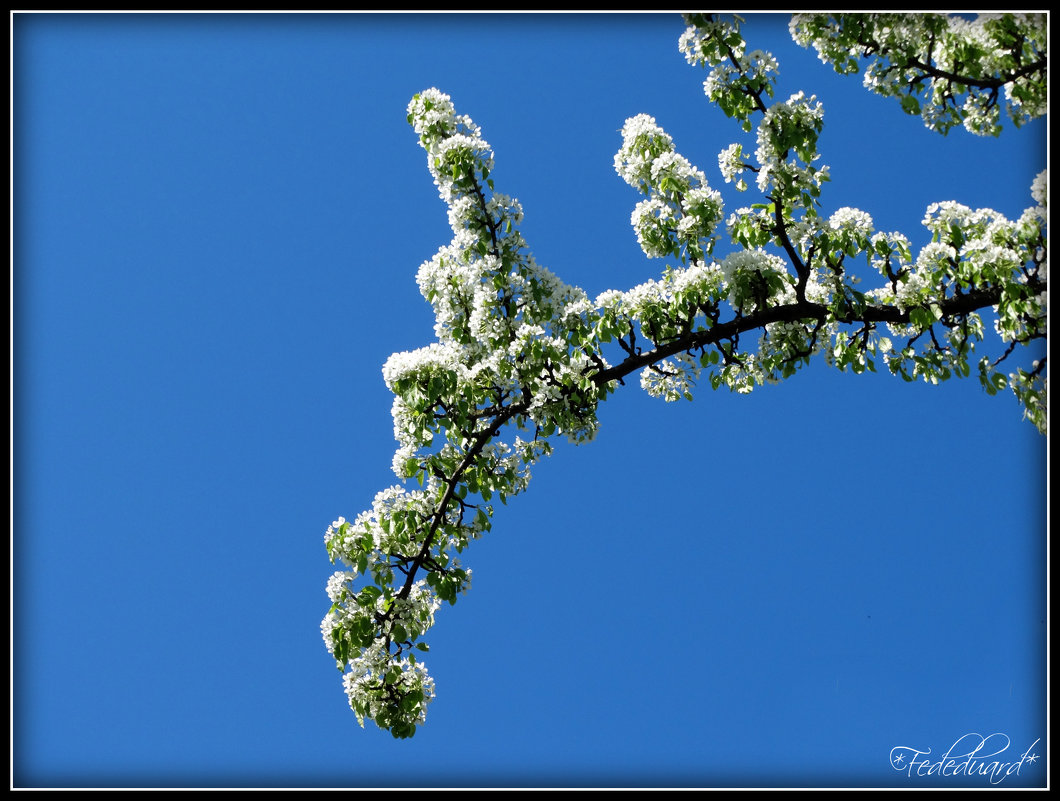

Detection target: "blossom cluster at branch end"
[323, 88, 616, 737]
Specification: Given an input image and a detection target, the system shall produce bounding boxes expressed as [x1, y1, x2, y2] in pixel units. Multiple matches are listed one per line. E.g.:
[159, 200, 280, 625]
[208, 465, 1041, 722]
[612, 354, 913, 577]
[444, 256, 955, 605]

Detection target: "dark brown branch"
[395, 400, 526, 603]
[590, 282, 1035, 388]
[902, 55, 1046, 92]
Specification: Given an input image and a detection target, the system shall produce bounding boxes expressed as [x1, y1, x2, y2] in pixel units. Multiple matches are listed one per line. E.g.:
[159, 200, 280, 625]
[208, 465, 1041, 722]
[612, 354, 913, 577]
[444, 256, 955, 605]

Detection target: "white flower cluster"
[1030, 169, 1047, 208]
[718, 249, 792, 312]
[678, 15, 744, 66]
[866, 231, 912, 278]
[408, 88, 494, 204]
[755, 92, 828, 200]
[616, 114, 723, 263]
[629, 199, 673, 259]
[1007, 366, 1048, 433]
[650, 151, 697, 193]
[382, 341, 457, 393]
[862, 169, 1047, 400]
[828, 207, 873, 237]
[640, 353, 700, 401]
[917, 241, 959, 272]
[614, 114, 675, 195]
[921, 201, 971, 237]
[702, 62, 741, 106]
[596, 261, 725, 326]
[681, 16, 778, 128]
[389, 579, 444, 642]
[717, 143, 748, 191]
[326, 570, 357, 603]
[325, 487, 426, 566]
[342, 642, 436, 732]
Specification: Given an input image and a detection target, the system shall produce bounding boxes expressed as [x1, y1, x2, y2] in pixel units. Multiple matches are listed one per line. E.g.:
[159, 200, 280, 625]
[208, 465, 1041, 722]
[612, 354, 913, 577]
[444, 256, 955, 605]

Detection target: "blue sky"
[14, 12, 1047, 789]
